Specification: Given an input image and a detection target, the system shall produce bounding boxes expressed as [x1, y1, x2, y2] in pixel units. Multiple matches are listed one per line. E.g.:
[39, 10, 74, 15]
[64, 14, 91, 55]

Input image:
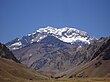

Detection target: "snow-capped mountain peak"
[6, 26, 96, 50]
[37, 26, 58, 34]
[37, 26, 87, 36]
[36, 26, 90, 43]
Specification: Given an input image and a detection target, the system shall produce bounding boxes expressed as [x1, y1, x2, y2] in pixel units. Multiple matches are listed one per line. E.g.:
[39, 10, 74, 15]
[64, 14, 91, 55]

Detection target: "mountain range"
[6, 26, 96, 50]
[4, 26, 110, 79]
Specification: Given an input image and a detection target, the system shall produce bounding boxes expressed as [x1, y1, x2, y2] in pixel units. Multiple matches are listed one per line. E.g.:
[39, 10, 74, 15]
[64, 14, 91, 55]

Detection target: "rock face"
[68, 37, 110, 77]
[12, 35, 96, 73]
[91, 37, 110, 60]
[13, 36, 110, 77]
[13, 36, 78, 72]
[0, 43, 19, 63]
[5, 26, 110, 77]
[52, 37, 110, 78]
[6, 26, 95, 50]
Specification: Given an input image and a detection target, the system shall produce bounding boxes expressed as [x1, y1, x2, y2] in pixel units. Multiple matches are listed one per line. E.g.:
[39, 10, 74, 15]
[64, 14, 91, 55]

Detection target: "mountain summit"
[6, 26, 95, 50]
[36, 26, 94, 43]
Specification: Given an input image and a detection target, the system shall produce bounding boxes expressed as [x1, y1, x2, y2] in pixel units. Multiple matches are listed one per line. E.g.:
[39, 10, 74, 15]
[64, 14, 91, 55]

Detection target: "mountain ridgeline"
[5, 26, 110, 78]
[6, 26, 95, 50]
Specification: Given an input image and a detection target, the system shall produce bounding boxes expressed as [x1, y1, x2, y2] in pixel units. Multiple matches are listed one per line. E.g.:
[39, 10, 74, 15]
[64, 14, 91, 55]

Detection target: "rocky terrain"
[53, 37, 110, 78]
[2, 42, 110, 82]
[13, 36, 77, 73]
[5, 27, 110, 79]
[0, 43, 49, 82]
[6, 26, 95, 50]
[12, 36, 110, 78]
[0, 43, 19, 63]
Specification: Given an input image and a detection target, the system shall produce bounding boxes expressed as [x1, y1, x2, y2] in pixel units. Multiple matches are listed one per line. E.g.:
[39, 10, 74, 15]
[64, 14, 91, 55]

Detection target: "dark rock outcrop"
[0, 43, 19, 63]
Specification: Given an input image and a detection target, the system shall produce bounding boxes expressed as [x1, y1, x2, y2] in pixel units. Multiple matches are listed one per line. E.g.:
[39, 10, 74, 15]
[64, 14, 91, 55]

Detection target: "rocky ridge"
[6, 26, 95, 50]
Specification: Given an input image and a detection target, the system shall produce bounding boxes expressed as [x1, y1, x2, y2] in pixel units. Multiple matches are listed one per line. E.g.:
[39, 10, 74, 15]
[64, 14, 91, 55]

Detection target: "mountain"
[12, 36, 110, 78]
[0, 41, 110, 82]
[5, 26, 96, 76]
[13, 36, 78, 73]
[5, 26, 110, 78]
[6, 26, 95, 50]
[52, 37, 110, 78]
[0, 43, 49, 82]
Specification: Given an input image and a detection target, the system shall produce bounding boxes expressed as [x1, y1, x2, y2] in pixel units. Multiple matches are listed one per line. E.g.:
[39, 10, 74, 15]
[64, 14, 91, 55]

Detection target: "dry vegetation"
[0, 58, 48, 82]
[0, 57, 110, 82]
[1, 78, 110, 82]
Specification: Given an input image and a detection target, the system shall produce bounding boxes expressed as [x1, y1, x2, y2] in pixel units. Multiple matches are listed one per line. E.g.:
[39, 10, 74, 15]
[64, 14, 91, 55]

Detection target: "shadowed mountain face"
[0, 43, 19, 63]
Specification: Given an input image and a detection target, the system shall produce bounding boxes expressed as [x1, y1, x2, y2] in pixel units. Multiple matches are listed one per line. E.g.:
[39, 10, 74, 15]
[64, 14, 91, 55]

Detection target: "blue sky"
[0, 0, 110, 43]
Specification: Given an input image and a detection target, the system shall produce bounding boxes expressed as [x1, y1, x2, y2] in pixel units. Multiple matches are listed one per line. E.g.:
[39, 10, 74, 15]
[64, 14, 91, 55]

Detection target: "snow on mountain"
[6, 26, 96, 50]
[36, 26, 93, 44]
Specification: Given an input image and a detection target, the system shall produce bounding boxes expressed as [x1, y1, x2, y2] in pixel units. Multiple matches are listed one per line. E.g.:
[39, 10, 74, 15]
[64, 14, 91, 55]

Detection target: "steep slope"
[12, 35, 98, 75]
[0, 43, 19, 63]
[0, 43, 48, 82]
[13, 36, 78, 73]
[0, 58, 48, 82]
[6, 26, 95, 50]
[72, 37, 110, 77]
[53, 37, 110, 78]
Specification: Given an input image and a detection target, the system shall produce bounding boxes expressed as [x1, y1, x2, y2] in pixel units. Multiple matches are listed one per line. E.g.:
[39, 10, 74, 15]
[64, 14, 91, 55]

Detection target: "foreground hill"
[0, 43, 48, 82]
[0, 58, 110, 82]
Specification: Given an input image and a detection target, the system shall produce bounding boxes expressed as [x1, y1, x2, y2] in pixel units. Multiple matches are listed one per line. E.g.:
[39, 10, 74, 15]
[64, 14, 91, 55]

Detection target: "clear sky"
[0, 0, 110, 43]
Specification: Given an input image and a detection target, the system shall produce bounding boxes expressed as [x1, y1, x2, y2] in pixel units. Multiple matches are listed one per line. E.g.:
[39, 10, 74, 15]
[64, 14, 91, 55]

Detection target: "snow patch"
[28, 33, 31, 36]
[10, 41, 22, 47]
[7, 26, 96, 50]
